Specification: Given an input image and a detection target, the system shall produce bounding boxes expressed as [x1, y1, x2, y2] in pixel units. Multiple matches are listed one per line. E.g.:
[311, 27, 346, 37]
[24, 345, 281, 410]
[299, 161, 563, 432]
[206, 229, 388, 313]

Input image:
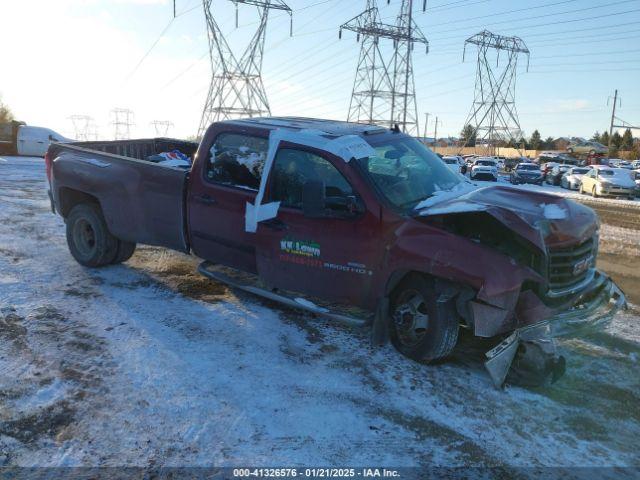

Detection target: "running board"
[197, 261, 371, 327]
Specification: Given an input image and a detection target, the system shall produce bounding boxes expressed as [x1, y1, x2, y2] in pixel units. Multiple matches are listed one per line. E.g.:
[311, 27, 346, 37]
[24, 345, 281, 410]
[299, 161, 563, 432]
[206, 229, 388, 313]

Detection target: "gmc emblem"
[573, 256, 593, 276]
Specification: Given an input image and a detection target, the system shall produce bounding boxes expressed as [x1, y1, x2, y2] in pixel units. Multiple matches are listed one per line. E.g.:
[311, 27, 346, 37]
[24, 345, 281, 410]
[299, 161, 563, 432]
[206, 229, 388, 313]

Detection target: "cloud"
[547, 99, 590, 113]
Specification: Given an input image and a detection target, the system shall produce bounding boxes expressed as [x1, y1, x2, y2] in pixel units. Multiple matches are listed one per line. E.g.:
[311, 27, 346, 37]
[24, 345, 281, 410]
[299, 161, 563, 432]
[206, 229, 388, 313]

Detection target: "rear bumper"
[484, 271, 626, 387]
[513, 176, 543, 184]
[472, 172, 498, 180]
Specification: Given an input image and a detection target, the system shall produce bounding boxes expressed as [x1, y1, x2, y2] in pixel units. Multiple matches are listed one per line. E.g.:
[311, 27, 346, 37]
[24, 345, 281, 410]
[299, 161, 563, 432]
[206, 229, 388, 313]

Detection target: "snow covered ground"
[1, 156, 639, 471]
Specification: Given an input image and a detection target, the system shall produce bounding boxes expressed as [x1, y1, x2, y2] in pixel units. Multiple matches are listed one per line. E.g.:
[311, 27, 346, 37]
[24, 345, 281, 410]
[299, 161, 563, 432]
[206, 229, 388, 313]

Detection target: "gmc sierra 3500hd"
[45, 117, 627, 387]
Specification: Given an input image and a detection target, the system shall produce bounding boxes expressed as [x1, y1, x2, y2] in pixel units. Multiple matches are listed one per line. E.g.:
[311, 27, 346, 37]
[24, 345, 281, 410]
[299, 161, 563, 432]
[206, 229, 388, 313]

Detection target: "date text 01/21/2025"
[233, 468, 401, 478]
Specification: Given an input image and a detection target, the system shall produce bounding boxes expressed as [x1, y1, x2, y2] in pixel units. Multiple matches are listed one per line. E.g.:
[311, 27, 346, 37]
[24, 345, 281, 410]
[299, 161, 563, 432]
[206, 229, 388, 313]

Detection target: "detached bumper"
[484, 272, 626, 388]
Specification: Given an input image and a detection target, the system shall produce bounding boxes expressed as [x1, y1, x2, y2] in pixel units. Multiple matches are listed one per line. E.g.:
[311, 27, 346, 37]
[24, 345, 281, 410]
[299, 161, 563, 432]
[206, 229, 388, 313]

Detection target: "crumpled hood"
[418, 185, 598, 252]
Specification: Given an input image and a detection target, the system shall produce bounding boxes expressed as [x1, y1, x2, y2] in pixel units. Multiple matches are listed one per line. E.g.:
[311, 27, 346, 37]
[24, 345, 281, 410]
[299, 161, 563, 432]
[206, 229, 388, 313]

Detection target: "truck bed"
[48, 138, 200, 253]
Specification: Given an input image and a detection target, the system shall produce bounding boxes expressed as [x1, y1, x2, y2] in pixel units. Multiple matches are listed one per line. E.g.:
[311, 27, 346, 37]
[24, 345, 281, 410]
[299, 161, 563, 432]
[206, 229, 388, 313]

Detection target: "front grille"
[548, 237, 596, 293]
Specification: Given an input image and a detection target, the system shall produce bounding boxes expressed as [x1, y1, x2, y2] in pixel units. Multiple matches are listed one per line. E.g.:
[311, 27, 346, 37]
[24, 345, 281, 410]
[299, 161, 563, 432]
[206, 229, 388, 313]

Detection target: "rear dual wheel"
[66, 204, 136, 267]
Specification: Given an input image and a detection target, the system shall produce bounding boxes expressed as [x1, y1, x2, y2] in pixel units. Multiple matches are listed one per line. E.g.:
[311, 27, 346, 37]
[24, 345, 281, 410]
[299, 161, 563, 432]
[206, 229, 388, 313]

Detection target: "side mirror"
[302, 180, 325, 218]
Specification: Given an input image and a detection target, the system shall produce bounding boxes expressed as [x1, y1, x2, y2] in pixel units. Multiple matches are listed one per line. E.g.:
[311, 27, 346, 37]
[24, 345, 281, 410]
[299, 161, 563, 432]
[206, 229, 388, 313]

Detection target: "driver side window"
[270, 148, 354, 210]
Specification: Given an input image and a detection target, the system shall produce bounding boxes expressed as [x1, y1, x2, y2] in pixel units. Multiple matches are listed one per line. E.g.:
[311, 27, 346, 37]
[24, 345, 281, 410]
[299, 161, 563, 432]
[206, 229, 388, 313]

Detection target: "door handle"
[262, 218, 287, 231]
[194, 194, 216, 206]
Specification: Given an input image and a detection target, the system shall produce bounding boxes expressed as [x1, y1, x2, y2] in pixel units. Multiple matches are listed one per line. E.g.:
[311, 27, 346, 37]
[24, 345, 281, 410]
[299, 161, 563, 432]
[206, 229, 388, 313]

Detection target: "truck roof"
[222, 116, 389, 137]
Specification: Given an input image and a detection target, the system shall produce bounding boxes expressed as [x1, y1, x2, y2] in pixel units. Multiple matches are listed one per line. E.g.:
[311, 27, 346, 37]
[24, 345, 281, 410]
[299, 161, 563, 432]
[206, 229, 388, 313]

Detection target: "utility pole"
[608, 89, 619, 152]
[434, 116, 441, 152]
[423, 112, 429, 141]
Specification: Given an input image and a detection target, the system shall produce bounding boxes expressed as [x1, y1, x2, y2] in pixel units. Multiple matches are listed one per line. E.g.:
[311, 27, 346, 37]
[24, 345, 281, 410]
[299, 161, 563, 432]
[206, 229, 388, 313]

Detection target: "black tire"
[389, 274, 459, 363]
[592, 186, 598, 198]
[111, 239, 137, 264]
[65, 204, 118, 267]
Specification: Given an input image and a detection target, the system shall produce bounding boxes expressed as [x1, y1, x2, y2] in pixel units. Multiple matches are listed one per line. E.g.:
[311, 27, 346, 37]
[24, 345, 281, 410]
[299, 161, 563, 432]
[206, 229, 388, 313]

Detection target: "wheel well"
[58, 187, 101, 217]
[385, 270, 476, 325]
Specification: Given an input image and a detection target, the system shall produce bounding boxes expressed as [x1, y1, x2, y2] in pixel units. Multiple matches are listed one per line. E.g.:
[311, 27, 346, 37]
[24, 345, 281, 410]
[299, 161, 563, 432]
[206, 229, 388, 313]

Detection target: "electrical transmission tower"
[461, 30, 529, 155]
[340, 0, 428, 136]
[197, 0, 292, 138]
[150, 120, 174, 137]
[111, 108, 135, 140]
[69, 115, 95, 141]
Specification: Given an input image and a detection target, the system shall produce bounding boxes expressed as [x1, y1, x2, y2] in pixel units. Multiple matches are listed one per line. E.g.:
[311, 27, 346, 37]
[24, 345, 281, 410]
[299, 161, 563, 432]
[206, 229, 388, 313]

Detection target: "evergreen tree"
[611, 132, 623, 149]
[621, 128, 633, 150]
[530, 130, 542, 150]
[544, 137, 554, 150]
[591, 131, 601, 143]
[600, 131, 610, 147]
[460, 124, 476, 147]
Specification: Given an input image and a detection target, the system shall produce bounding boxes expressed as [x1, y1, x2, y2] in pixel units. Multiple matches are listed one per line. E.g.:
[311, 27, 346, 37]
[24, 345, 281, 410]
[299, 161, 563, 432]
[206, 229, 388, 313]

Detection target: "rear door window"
[206, 132, 268, 190]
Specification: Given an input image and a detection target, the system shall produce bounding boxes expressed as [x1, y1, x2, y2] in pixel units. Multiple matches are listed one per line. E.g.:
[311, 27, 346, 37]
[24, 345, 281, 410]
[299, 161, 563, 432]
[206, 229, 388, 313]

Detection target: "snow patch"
[540, 203, 567, 220]
[415, 181, 477, 212]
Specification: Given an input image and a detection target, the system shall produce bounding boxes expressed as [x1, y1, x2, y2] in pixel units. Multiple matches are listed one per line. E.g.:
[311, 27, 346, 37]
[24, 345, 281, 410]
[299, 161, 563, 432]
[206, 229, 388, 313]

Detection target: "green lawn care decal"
[280, 237, 321, 258]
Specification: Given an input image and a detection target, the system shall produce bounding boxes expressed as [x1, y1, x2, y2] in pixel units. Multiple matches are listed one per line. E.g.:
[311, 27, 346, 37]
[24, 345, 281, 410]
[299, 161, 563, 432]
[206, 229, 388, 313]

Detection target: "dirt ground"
[576, 199, 640, 305]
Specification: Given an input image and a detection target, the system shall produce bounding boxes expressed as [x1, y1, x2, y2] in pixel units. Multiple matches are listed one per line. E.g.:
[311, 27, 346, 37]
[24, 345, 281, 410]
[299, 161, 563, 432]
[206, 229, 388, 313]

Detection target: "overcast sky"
[1, 0, 639, 140]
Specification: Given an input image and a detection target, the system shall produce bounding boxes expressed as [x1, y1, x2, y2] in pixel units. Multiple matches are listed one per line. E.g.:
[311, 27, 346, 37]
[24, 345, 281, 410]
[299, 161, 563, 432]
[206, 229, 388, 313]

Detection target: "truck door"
[188, 131, 268, 273]
[254, 145, 381, 309]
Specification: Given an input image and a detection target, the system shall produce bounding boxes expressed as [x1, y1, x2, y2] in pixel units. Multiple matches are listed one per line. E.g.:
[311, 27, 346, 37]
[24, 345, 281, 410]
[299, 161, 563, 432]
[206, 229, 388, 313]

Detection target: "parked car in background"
[631, 160, 640, 169]
[443, 156, 464, 174]
[546, 164, 572, 186]
[566, 141, 608, 156]
[541, 161, 558, 180]
[470, 157, 498, 181]
[633, 170, 640, 195]
[504, 157, 523, 172]
[510, 162, 543, 185]
[579, 166, 636, 199]
[493, 156, 506, 170]
[0, 121, 73, 157]
[617, 160, 633, 170]
[561, 167, 591, 190]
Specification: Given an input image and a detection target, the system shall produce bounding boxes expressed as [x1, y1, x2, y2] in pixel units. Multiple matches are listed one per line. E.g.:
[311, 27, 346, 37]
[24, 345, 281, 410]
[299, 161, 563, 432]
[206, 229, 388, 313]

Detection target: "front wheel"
[66, 204, 118, 267]
[389, 274, 459, 363]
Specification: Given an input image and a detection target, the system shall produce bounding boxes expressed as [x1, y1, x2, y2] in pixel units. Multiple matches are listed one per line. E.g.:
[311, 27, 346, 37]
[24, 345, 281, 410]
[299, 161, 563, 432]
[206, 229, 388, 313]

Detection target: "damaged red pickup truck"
[46, 117, 626, 387]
